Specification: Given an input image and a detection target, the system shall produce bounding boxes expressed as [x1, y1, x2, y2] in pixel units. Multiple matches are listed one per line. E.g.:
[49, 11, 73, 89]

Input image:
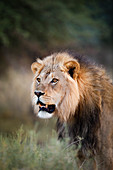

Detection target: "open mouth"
[37, 100, 55, 114]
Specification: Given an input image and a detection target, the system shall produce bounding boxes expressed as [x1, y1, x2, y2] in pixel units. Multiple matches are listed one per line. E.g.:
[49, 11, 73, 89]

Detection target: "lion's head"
[31, 52, 80, 121]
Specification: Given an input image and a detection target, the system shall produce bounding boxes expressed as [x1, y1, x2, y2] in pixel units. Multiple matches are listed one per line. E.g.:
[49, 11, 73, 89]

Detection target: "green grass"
[0, 126, 79, 170]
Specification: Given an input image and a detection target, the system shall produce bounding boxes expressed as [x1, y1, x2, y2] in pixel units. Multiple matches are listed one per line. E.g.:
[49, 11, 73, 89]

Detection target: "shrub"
[0, 126, 79, 170]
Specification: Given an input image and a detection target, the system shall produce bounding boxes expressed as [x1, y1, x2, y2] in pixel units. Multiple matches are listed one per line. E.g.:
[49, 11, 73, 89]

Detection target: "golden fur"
[31, 52, 113, 170]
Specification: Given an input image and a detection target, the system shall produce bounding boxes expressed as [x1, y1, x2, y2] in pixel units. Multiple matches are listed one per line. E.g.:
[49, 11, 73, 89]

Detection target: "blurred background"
[0, 0, 113, 137]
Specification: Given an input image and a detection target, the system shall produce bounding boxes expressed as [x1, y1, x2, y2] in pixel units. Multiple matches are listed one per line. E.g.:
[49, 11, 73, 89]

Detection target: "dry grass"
[0, 67, 33, 132]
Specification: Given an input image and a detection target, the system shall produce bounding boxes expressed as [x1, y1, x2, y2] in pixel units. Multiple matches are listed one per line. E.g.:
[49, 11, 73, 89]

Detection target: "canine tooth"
[39, 103, 42, 107]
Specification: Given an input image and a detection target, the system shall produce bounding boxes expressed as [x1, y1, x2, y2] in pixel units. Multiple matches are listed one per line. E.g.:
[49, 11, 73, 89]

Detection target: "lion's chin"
[37, 111, 53, 119]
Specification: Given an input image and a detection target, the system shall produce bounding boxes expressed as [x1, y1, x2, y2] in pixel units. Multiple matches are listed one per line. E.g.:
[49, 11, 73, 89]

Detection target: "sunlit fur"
[31, 52, 113, 170]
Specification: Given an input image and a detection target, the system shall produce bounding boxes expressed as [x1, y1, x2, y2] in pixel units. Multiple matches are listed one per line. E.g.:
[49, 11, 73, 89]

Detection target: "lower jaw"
[37, 111, 53, 119]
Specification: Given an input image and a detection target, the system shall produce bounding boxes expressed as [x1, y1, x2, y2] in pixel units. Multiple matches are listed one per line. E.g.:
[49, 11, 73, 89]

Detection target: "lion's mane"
[31, 52, 113, 170]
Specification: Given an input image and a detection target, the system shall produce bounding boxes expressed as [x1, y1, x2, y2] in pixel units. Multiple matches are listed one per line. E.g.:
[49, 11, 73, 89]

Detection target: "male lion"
[31, 52, 113, 170]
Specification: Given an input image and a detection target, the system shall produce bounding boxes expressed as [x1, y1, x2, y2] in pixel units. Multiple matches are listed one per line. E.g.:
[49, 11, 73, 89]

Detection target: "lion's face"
[31, 53, 80, 121]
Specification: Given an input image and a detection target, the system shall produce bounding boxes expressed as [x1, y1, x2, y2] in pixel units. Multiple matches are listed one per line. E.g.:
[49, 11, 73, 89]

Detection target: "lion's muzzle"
[37, 102, 55, 119]
[34, 90, 55, 119]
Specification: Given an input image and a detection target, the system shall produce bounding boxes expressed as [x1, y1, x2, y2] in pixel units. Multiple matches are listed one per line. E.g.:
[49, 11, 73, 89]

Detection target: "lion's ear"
[31, 61, 43, 74]
[64, 60, 80, 78]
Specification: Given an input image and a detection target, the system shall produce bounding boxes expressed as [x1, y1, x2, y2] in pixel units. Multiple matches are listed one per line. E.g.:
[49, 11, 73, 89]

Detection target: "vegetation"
[0, 0, 112, 47]
[0, 126, 80, 170]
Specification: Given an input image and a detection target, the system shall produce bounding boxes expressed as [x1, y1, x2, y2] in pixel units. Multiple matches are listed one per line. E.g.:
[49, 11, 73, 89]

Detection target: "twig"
[64, 138, 83, 150]
[79, 159, 86, 169]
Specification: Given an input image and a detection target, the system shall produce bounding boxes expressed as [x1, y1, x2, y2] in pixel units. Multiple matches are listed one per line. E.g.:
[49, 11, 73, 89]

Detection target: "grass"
[0, 126, 79, 170]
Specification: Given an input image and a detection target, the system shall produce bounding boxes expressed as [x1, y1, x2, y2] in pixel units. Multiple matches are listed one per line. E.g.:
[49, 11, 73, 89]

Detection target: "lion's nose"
[34, 91, 45, 97]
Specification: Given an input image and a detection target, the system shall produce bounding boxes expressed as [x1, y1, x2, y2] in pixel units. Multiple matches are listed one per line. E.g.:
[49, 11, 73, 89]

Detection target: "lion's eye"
[36, 78, 41, 84]
[51, 78, 59, 84]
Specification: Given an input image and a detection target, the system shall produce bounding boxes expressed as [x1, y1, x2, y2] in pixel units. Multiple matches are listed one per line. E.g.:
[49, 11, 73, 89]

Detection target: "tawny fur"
[31, 52, 113, 170]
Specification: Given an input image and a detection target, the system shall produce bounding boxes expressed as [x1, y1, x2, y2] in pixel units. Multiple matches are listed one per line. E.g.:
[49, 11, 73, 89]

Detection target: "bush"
[0, 0, 112, 47]
[0, 126, 79, 170]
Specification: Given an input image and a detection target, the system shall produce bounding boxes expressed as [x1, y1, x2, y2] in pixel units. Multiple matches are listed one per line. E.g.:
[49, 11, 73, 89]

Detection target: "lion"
[31, 52, 113, 170]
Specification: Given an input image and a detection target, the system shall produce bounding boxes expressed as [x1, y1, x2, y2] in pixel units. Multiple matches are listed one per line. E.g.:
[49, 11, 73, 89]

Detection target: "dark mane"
[65, 50, 93, 66]
[57, 99, 101, 157]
